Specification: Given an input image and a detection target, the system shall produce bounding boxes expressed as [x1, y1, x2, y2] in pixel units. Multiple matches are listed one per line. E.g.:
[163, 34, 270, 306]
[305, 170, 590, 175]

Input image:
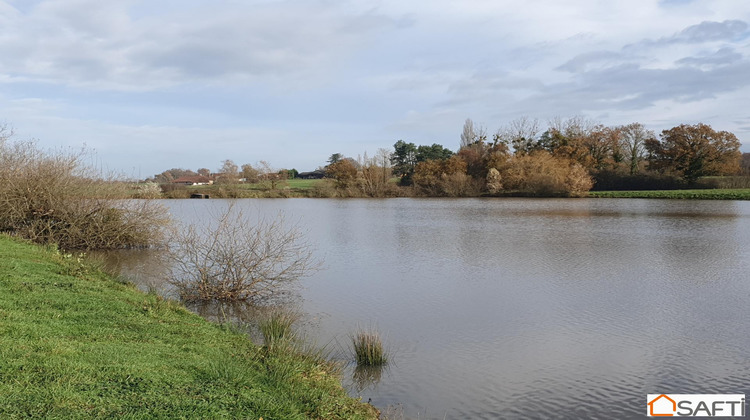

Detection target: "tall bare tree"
[259, 160, 286, 190]
[619, 123, 655, 175]
[241, 163, 259, 183]
[217, 159, 239, 183]
[460, 118, 476, 149]
[503, 117, 540, 155]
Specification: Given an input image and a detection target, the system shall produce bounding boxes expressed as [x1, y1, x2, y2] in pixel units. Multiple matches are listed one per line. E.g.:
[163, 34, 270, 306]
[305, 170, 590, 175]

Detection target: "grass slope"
[0, 236, 377, 419]
[588, 189, 750, 200]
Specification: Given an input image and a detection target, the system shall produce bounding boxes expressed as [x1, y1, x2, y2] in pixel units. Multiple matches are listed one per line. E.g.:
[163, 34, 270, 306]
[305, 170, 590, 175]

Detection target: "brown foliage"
[584, 125, 625, 171]
[241, 163, 260, 183]
[0, 140, 168, 249]
[359, 161, 395, 197]
[457, 141, 510, 180]
[413, 156, 480, 196]
[500, 151, 593, 197]
[326, 159, 358, 189]
[541, 129, 596, 170]
[649, 123, 742, 182]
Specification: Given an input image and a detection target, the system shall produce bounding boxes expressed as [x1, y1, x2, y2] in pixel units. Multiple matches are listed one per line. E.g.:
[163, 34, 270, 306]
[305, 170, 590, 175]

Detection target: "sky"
[1, 0, 749, 178]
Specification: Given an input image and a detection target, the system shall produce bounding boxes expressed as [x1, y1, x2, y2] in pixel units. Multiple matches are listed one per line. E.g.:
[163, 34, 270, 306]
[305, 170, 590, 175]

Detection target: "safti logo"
[647, 394, 745, 417]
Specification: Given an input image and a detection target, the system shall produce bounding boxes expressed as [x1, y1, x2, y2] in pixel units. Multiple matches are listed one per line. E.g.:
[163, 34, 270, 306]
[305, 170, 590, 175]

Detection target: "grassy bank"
[588, 189, 750, 200]
[0, 235, 377, 419]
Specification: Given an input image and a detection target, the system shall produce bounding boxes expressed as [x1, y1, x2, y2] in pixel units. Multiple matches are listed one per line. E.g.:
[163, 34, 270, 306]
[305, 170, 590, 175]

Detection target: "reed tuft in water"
[259, 310, 298, 350]
[351, 328, 388, 366]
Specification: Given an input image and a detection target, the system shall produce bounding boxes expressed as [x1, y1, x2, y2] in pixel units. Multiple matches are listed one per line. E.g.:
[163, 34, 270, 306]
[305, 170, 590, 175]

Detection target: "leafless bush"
[0, 139, 168, 249]
[166, 204, 319, 302]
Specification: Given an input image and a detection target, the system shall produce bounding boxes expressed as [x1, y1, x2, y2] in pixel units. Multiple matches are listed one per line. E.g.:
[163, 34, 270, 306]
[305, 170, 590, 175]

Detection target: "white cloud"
[0, 0, 402, 90]
[1, 0, 749, 173]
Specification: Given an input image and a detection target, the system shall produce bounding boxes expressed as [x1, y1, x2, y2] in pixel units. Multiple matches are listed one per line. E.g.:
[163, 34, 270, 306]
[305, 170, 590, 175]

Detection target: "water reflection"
[96, 198, 750, 419]
[352, 365, 387, 393]
[91, 248, 172, 294]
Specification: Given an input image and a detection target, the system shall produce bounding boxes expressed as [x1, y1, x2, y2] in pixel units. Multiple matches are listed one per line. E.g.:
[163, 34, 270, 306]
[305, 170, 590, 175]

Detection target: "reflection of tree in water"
[90, 248, 171, 294]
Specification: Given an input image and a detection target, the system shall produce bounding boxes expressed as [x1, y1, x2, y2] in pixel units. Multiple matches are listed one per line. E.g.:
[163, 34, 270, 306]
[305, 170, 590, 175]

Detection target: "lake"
[108, 198, 750, 419]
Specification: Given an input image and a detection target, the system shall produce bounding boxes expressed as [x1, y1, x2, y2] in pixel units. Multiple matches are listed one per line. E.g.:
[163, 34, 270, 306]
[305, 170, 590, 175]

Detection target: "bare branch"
[166, 203, 320, 302]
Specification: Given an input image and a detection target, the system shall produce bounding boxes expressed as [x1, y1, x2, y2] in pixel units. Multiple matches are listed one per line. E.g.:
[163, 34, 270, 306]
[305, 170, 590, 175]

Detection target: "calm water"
[110, 198, 750, 419]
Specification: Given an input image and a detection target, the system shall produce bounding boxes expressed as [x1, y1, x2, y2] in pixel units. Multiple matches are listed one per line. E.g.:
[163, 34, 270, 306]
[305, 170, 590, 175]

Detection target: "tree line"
[147, 116, 747, 197]
[325, 117, 745, 197]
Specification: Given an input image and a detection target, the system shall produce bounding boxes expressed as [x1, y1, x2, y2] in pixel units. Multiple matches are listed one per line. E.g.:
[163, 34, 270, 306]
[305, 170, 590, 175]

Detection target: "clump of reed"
[350, 328, 388, 367]
[259, 310, 299, 350]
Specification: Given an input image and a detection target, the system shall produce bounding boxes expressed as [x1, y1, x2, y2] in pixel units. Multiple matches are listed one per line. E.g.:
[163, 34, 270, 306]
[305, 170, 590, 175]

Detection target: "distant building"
[297, 170, 326, 179]
[172, 175, 212, 186]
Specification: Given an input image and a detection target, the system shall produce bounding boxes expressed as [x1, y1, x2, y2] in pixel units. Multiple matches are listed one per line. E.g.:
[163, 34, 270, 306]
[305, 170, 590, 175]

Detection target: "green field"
[286, 178, 326, 190]
[588, 189, 750, 200]
[171, 178, 327, 198]
[0, 235, 377, 419]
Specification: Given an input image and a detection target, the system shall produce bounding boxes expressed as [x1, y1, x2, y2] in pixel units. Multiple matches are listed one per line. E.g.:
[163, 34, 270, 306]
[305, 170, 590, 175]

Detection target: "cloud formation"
[0, 0, 748, 174]
[0, 1, 401, 90]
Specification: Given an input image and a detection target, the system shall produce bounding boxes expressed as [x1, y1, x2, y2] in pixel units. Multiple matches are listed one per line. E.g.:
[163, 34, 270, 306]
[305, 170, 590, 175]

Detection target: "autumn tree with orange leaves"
[646, 123, 741, 183]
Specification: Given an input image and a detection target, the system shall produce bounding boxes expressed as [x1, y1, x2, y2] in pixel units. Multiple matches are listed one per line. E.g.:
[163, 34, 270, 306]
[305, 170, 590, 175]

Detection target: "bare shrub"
[166, 204, 319, 302]
[0, 140, 168, 249]
[501, 151, 593, 196]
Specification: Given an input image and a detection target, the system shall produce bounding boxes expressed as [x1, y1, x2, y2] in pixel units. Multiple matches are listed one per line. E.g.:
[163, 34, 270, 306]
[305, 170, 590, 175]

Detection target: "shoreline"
[155, 187, 750, 200]
[0, 235, 378, 419]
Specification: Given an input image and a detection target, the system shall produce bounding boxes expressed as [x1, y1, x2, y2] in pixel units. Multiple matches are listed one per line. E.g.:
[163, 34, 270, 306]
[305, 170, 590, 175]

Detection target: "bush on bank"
[0, 235, 377, 419]
[0, 139, 167, 250]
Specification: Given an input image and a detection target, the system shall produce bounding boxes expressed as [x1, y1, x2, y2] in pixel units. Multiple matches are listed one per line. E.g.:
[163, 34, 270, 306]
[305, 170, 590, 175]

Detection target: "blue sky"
[1, 0, 749, 177]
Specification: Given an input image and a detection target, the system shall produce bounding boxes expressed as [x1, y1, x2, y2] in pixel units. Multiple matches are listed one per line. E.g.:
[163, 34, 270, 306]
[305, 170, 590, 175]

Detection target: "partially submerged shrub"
[0, 139, 168, 249]
[166, 204, 319, 302]
[351, 328, 388, 367]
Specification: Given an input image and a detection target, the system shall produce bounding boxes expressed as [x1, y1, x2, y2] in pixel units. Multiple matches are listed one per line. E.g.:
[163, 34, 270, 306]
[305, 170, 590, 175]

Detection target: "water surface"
[113, 198, 750, 419]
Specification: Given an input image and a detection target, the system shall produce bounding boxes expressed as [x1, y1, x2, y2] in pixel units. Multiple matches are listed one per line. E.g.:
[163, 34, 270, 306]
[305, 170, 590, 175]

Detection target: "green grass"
[286, 178, 325, 190]
[350, 329, 388, 367]
[169, 178, 327, 198]
[259, 311, 299, 350]
[0, 235, 377, 419]
[588, 188, 750, 200]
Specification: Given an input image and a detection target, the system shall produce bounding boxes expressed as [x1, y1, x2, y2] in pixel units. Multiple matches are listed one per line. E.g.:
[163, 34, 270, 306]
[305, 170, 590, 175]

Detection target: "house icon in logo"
[648, 394, 677, 416]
